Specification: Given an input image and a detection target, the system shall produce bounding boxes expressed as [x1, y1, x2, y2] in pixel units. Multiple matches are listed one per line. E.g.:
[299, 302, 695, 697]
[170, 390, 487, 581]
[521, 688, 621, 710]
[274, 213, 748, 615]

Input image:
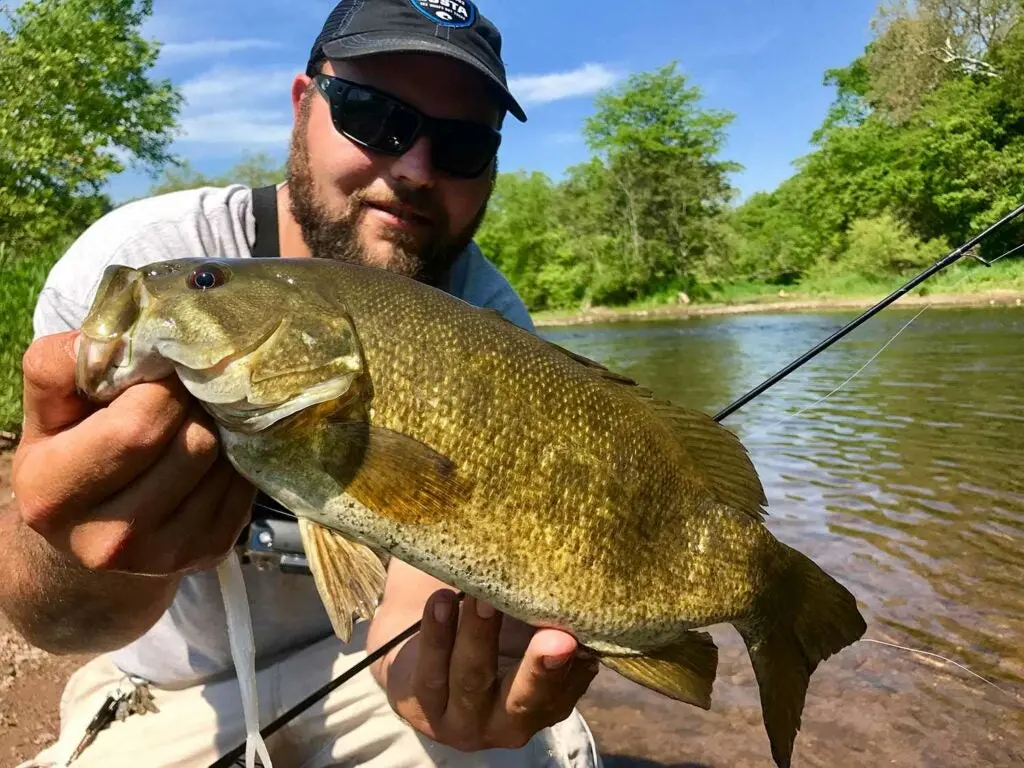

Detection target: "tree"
[573, 62, 741, 301]
[476, 170, 571, 309]
[148, 152, 286, 196]
[866, 0, 1021, 119]
[0, 0, 182, 249]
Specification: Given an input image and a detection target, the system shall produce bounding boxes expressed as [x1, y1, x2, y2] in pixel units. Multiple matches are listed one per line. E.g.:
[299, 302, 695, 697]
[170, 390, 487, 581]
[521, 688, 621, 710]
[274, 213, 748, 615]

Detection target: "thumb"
[19, 330, 92, 441]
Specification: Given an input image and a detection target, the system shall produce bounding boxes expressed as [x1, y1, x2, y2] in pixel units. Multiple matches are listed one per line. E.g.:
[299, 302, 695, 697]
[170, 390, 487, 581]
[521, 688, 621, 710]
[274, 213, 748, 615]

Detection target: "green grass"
[531, 258, 1024, 324]
[0, 239, 69, 437]
[925, 256, 1024, 293]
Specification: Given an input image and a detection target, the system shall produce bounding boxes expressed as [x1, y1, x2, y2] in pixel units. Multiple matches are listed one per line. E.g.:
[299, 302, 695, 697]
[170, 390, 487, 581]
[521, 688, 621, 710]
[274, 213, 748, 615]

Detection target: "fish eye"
[187, 265, 228, 291]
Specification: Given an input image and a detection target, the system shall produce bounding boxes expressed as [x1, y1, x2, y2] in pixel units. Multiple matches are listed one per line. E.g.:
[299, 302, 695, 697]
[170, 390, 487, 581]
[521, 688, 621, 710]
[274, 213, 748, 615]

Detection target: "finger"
[189, 467, 256, 573]
[554, 653, 601, 723]
[146, 457, 239, 574]
[497, 629, 591, 734]
[96, 401, 219, 528]
[410, 589, 460, 721]
[60, 403, 220, 570]
[15, 377, 193, 527]
[19, 331, 90, 440]
[446, 596, 502, 732]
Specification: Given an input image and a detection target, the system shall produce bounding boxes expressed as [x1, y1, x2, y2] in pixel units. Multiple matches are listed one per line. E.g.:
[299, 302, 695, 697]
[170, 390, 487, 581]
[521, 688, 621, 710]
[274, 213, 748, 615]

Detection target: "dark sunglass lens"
[432, 123, 500, 177]
[340, 88, 418, 154]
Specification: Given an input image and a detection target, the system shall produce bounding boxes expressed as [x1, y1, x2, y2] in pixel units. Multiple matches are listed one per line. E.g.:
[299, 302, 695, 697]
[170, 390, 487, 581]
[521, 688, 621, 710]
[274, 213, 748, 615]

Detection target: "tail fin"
[738, 546, 866, 768]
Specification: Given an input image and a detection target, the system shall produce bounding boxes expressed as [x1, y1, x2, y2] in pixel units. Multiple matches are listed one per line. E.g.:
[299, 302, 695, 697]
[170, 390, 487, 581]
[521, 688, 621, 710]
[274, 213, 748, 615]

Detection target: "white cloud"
[160, 38, 283, 61]
[177, 110, 293, 145]
[508, 63, 619, 105]
[174, 66, 297, 145]
[180, 67, 297, 109]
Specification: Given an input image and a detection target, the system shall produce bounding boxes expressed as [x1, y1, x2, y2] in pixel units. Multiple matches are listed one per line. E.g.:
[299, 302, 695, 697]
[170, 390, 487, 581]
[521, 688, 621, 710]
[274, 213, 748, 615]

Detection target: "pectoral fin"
[319, 420, 474, 525]
[298, 518, 387, 642]
[599, 630, 719, 709]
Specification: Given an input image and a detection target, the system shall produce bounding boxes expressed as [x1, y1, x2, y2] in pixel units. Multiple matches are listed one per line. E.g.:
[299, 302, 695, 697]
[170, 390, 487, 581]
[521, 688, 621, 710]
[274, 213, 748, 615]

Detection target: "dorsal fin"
[649, 398, 767, 522]
[476, 306, 766, 521]
[475, 307, 640, 387]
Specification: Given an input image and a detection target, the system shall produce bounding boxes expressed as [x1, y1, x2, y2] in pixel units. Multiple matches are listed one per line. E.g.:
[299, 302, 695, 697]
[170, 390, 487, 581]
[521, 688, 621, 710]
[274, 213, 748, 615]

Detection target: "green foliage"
[0, 239, 69, 435]
[0, 0, 181, 436]
[579, 63, 741, 291]
[478, 63, 739, 310]
[0, 0, 182, 249]
[836, 213, 950, 277]
[148, 152, 286, 196]
[725, 0, 1024, 296]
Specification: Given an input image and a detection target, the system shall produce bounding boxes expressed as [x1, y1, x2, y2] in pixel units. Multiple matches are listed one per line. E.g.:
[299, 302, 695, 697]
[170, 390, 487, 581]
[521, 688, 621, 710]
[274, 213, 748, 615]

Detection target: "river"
[543, 306, 1024, 767]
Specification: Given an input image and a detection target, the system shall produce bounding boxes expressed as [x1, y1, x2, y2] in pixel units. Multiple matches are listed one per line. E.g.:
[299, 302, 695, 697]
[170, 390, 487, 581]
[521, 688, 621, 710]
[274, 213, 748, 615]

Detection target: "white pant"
[20, 623, 602, 768]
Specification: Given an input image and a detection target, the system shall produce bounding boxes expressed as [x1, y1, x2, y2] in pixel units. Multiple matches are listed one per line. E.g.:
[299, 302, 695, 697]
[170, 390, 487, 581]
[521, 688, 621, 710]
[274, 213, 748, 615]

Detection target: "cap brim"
[321, 33, 527, 123]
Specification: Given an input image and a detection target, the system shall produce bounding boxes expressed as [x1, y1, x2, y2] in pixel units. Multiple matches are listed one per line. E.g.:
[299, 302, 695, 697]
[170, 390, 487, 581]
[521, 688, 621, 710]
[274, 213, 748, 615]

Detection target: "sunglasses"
[312, 73, 501, 179]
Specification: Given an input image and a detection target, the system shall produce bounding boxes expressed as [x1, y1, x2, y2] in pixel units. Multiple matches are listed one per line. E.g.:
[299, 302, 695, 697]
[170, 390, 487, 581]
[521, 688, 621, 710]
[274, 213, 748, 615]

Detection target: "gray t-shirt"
[32, 184, 535, 687]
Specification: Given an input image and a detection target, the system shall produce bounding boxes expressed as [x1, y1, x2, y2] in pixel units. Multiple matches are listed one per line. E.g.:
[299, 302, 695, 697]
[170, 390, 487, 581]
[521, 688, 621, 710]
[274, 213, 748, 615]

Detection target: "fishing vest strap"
[251, 184, 281, 259]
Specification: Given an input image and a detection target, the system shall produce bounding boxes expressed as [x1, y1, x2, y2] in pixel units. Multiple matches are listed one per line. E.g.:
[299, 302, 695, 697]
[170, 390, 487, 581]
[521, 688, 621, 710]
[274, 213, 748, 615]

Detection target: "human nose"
[389, 135, 435, 189]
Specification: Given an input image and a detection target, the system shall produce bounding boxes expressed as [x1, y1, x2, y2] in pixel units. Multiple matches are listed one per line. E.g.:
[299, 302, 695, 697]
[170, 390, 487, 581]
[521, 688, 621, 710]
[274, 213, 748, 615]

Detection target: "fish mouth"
[75, 266, 154, 401]
[76, 323, 277, 405]
[76, 334, 131, 401]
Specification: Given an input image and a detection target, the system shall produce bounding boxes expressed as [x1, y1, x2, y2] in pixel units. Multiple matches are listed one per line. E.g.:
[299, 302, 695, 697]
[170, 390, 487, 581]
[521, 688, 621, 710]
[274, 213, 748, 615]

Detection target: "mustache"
[354, 185, 448, 225]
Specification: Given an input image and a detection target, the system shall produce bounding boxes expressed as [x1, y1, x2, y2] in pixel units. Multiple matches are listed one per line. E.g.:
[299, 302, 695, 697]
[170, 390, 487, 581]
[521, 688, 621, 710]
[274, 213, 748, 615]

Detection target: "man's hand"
[12, 329, 255, 576]
[367, 560, 600, 752]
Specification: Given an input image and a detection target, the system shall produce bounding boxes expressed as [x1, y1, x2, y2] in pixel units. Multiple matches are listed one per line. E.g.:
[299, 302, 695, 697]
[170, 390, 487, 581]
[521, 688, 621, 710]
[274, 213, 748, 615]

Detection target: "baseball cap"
[306, 0, 527, 123]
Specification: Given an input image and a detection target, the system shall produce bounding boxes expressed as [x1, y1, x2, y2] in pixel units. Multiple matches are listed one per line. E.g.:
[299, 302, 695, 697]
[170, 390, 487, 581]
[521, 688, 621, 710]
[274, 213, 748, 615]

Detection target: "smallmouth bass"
[75, 256, 867, 767]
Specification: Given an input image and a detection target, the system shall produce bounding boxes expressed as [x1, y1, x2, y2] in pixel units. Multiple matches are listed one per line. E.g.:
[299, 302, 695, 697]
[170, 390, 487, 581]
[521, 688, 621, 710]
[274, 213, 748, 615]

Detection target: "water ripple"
[544, 307, 1024, 760]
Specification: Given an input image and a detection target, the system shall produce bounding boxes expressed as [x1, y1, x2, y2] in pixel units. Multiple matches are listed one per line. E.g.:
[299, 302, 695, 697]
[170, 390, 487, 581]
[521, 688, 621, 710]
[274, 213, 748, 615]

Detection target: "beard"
[286, 89, 492, 288]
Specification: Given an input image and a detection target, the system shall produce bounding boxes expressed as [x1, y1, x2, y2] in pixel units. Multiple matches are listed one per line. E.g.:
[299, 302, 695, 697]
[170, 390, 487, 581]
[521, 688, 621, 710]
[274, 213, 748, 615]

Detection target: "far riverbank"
[532, 288, 1024, 327]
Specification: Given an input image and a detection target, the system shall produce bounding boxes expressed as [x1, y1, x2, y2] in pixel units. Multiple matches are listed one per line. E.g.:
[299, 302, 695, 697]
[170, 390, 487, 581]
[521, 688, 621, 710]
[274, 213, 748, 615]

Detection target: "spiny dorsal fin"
[474, 307, 639, 387]
[299, 518, 387, 642]
[547, 334, 767, 521]
[475, 306, 765, 520]
[542, 339, 640, 387]
[598, 630, 719, 710]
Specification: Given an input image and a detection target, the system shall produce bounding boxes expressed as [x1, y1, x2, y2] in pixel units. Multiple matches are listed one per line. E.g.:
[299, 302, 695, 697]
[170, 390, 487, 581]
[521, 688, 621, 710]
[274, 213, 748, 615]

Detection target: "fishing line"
[858, 638, 1023, 707]
[712, 201, 1024, 422]
[742, 241, 1023, 442]
[250, 501, 300, 521]
[739, 243, 1024, 708]
[742, 305, 930, 443]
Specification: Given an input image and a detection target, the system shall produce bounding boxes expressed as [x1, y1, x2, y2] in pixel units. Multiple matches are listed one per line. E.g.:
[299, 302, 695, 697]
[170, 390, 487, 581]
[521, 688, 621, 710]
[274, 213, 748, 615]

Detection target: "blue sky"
[105, 0, 882, 203]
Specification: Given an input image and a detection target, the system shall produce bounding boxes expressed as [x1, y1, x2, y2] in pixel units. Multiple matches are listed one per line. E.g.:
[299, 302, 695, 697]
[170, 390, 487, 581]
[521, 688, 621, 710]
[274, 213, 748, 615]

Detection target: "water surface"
[543, 307, 1024, 767]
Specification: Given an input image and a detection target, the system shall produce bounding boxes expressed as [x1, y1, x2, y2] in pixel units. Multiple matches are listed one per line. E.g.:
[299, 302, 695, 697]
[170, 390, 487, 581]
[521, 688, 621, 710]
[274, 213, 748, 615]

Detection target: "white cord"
[217, 551, 274, 768]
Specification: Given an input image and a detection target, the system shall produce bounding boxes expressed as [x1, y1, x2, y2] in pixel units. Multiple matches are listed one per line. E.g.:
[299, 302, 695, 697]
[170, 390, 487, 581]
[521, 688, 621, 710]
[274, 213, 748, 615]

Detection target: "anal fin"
[299, 518, 387, 642]
[598, 630, 719, 709]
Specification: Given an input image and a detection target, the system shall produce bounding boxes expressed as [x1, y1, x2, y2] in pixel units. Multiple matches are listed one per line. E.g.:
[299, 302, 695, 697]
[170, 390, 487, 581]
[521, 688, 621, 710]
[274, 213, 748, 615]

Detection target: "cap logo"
[408, 0, 476, 28]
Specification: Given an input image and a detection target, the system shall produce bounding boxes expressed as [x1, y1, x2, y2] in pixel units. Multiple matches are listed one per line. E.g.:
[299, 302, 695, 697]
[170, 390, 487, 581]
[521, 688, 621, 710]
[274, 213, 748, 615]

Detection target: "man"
[2, 1, 602, 765]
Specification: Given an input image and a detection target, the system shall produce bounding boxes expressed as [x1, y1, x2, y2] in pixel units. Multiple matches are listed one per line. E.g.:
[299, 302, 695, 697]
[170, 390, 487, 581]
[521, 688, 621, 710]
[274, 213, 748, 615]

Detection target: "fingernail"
[475, 599, 495, 619]
[543, 654, 570, 670]
[433, 598, 451, 623]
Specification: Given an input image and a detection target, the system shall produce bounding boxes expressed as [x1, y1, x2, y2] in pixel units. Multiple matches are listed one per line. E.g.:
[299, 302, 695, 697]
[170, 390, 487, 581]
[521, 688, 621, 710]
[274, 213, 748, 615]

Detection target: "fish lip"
[75, 333, 134, 402]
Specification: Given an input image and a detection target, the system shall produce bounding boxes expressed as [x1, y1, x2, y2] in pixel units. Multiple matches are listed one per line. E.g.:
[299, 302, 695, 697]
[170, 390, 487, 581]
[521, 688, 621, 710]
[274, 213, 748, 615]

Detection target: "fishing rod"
[211, 199, 1024, 768]
[713, 200, 1024, 421]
